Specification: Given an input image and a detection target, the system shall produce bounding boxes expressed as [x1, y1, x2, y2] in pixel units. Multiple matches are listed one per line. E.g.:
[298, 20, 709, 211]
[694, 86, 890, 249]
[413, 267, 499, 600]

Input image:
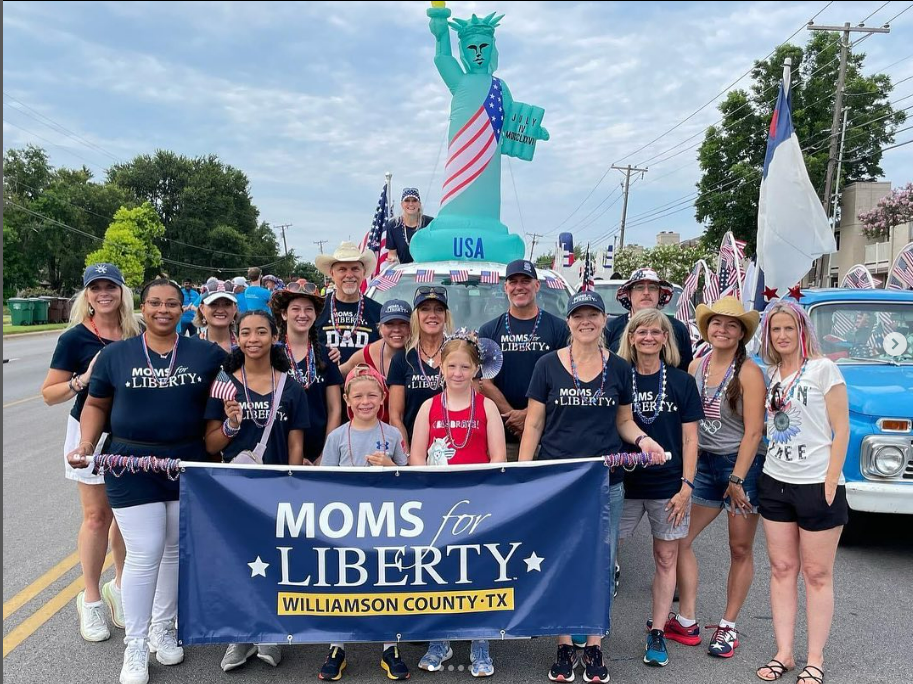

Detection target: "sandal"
[757, 659, 792, 681]
[796, 665, 824, 684]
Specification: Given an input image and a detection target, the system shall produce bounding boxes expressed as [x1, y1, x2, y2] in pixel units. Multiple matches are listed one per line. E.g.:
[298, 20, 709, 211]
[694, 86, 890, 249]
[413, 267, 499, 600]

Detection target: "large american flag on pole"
[581, 245, 595, 292]
[359, 184, 393, 286]
[440, 78, 504, 208]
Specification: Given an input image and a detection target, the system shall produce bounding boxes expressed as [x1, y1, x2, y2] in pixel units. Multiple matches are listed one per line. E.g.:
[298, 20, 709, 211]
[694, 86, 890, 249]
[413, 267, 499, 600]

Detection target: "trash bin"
[42, 296, 64, 323]
[8, 298, 34, 326]
[30, 298, 50, 324]
[62, 296, 74, 321]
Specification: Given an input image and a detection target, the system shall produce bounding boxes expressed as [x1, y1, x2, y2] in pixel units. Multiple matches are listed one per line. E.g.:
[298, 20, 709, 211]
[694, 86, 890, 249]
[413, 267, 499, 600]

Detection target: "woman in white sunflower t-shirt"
[755, 301, 849, 684]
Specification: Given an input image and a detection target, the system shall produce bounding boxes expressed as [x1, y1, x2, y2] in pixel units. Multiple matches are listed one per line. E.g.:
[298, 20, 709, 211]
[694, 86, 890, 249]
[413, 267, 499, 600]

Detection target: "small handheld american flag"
[210, 369, 237, 402]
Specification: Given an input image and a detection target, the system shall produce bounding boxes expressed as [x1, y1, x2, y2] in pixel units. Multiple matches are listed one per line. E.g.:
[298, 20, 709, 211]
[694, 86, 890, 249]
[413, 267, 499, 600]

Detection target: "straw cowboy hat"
[315, 241, 377, 278]
[695, 296, 760, 342]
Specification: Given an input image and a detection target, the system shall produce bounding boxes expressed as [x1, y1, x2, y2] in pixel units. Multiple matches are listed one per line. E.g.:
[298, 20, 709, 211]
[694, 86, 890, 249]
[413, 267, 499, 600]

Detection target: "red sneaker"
[662, 613, 701, 646]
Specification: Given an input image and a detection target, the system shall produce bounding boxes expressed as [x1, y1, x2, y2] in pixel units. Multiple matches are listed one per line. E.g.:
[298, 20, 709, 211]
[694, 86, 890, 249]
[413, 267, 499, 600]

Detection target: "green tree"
[292, 260, 323, 285]
[86, 205, 165, 288]
[108, 152, 282, 280]
[695, 33, 907, 251]
[3, 145, 132, 294]
[611, 244, 716, 284]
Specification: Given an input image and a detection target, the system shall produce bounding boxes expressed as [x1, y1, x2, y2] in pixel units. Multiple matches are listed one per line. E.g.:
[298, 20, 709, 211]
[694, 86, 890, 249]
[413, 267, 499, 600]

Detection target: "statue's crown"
[450, 12, 503, 39]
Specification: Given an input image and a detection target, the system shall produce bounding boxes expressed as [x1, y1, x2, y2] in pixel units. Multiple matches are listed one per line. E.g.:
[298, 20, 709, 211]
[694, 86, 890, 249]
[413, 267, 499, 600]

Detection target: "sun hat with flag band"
[616, 268, 674, 311]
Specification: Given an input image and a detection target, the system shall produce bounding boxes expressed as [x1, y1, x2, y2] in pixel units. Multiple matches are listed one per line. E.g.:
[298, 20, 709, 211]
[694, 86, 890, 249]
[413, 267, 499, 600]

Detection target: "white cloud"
[3, 0, 911, 260]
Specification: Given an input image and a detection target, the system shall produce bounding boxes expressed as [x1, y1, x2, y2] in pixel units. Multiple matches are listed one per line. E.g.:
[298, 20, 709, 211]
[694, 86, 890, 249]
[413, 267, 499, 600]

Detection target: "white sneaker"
[76, 591, 111, 642]
[148, 622, 184, 665]
[256, 643, 282, 667]
[102, 579, 125, 629]
[120, 639, 149, 684]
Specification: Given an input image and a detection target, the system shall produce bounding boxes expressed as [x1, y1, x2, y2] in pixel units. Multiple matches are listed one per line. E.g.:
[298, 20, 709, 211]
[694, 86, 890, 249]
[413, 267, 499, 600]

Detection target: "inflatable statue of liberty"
[410, 2, 550, 264]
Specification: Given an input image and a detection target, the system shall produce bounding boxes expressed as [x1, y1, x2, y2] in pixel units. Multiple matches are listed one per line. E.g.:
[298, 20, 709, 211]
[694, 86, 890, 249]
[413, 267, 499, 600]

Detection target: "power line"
[2, 118, 109, 173]
[2, 92, 126, 164]
[4, 200, 286, 273]
[4, 178, 283, 260]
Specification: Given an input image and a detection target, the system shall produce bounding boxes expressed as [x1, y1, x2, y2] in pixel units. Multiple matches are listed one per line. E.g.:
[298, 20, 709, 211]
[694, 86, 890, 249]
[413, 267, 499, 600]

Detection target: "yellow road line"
[3, 550, 81, 619]
[2, 394, 42, 409]
[3, 553, 113, 658]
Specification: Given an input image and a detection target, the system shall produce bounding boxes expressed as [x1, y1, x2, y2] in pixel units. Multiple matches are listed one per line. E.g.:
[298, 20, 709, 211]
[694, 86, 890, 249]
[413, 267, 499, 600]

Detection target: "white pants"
[112, 501, 180, 641]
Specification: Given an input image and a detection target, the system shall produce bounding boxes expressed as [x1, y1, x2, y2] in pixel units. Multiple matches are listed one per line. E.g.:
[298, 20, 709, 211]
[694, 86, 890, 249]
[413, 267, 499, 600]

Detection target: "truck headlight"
[869, 446, 906, 477]
[861, 436, 911, 479]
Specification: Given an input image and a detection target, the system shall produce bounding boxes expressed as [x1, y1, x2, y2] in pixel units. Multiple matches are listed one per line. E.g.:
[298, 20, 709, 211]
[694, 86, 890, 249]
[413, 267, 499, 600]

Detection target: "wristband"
[728, 474, 745, 486]
[221, 418, 241, 438]
[634, 434, 648, 449]
[681, 477, 695, 490]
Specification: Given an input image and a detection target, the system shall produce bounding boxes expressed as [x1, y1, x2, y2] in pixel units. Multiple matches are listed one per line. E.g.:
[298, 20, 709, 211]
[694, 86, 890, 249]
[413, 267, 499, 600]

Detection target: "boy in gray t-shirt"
[321, 420, 407, 466]
[315, 364, 411, 682]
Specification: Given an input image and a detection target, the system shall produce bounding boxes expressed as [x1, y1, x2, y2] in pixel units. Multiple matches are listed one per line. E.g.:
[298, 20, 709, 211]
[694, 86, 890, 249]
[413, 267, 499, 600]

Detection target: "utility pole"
[275, 223, 292, 257]
[313, 240, 327, 255]
[831, 106, 850, 229]
[526, 232, 543, 260]
[808, 21, 889, 215]
[612, 165, 648, 249]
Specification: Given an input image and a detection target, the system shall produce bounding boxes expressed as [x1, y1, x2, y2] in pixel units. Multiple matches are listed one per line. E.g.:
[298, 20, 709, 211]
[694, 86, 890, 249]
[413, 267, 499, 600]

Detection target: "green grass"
[3, 321, 69, 335]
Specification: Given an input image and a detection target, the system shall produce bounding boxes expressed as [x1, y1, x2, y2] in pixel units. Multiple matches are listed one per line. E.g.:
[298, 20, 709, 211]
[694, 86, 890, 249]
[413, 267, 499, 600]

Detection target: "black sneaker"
[548, 644, 576, 682]
[381, 646, 410, 680]
[581, 645, 609, 683]
[319, 646, 347, 681]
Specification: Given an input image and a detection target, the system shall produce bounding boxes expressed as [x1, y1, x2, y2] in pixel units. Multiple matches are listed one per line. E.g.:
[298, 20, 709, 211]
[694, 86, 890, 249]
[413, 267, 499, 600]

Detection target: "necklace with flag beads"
[285, 336, 317, 388]
[568, 345, 609, 405]
[632, 361, 667, 425]
[504, 309, 542, 338]
[329, 293, 363, 342]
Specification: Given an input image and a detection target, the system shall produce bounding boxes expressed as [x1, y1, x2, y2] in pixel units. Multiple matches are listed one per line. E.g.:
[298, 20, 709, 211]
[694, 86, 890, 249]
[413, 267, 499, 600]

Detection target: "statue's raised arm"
[412, 4, 550, 264]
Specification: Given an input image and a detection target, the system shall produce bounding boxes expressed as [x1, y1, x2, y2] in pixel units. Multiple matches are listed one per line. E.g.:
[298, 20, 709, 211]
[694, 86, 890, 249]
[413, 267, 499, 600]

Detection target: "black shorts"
[758, 473, 849, 532]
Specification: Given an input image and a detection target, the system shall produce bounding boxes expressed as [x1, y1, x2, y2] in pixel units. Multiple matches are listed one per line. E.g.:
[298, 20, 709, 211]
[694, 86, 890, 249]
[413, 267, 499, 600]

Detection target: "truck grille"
[905, 439, 913, 480]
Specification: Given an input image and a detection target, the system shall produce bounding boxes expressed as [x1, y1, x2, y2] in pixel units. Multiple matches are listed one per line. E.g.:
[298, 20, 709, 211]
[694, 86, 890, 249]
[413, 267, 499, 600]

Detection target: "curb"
[2, 328, 66, 338]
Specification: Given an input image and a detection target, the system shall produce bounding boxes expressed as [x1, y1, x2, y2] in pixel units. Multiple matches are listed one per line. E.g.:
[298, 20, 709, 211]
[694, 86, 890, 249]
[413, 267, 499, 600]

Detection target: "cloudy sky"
[4, 1, 912, 265]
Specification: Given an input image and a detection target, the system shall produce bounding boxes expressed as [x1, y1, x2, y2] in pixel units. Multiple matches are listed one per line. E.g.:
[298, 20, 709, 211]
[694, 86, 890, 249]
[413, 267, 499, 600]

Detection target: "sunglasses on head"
[768, 382, 784, 411]
[416, 286, 447, 297]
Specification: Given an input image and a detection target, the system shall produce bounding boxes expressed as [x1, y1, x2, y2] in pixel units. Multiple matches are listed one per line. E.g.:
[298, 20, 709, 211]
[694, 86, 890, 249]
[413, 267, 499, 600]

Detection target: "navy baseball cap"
[566, 290, 606, 316]
[380, 299, 412, 324]
[402, 188, 421, 201]
[83, 263, 125, 288]
[505, 259, 537, 280]
[413, 285, 449, 309]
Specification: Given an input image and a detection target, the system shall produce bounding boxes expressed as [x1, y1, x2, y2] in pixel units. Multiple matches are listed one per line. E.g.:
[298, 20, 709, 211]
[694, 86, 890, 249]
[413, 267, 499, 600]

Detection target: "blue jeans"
[692, 450, 765, 514]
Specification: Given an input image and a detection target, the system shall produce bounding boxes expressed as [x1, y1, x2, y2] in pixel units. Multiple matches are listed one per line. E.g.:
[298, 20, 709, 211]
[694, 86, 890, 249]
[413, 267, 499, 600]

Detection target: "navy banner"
[178, 460, 612, 645]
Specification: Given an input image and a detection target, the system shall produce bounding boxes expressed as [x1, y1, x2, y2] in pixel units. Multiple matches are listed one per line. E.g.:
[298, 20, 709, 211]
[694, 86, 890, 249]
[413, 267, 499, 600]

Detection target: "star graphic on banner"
[763, 286, 779, 301]
[248, 556, 269, 578]
[523, 552, 544, 572]
[788, 284, 803, 300]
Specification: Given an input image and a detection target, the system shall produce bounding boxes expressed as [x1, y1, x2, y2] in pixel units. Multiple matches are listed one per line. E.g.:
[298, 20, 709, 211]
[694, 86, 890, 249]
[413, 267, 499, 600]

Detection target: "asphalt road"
[3, 331, 911, 683]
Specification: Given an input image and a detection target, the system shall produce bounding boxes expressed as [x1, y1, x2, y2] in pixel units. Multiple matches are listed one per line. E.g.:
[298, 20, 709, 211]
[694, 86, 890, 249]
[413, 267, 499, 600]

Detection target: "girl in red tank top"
[409, 336, 506, 466]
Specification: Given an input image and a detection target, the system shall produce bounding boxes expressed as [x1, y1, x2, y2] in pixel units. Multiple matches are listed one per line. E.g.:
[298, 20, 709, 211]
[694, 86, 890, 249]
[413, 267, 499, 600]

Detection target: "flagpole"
[782, 57, 792, 96]
[385, 171, 393, 220]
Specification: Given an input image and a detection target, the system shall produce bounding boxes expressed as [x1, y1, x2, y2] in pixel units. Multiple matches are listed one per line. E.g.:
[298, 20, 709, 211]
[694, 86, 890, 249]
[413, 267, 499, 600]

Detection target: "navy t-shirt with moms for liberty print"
[526, 351, 633, 462]
[89, 335, 225, 508]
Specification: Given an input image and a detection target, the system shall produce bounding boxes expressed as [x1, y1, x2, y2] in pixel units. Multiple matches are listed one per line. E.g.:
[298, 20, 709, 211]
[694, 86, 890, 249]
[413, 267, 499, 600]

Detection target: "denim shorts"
[692, 450, 765, 514]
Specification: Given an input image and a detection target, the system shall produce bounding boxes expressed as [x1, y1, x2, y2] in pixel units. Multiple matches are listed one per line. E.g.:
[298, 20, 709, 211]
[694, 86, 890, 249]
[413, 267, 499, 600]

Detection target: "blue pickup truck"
[792, 288, 913, 528]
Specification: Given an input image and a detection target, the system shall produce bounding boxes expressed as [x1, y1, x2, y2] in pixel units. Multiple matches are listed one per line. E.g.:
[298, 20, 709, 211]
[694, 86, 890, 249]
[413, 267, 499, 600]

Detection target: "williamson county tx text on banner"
[177, 460, 613, 644]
